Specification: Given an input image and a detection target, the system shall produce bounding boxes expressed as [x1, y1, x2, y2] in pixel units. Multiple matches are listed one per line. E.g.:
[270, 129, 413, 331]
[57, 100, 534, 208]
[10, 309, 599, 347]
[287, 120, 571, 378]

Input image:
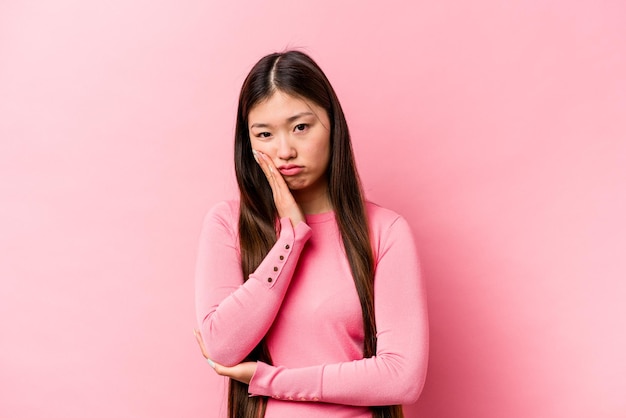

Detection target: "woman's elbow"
[391, 357, 428, 404]
[199, 320, 248, 366]
[400, 371, 427, 404]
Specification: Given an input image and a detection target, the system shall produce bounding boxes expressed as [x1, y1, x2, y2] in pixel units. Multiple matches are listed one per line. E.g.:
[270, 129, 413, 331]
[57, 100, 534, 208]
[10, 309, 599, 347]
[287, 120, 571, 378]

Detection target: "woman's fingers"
[193, 329, 210, 359]
[212, 361, 257, 385]
[193, 331, 257, 384]
[258, 151, 285, 195]
[253, 150, 280, 190]
[194, 329, 219, 369]
[253, 150, 304, 226]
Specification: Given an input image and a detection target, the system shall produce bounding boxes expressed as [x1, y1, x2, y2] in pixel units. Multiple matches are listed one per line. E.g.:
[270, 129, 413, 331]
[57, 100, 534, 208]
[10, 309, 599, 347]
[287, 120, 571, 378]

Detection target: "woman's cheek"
[254, 145, 276, 160]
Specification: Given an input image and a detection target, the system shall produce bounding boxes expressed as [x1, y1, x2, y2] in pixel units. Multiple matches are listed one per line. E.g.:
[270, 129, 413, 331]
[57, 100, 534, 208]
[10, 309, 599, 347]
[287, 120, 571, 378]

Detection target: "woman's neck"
[292, 185, 332, 215]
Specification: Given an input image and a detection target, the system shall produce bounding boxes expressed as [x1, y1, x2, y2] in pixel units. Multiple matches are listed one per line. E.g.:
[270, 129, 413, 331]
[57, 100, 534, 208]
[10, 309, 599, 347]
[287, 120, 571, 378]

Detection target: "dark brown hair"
[232, 50, 403, 418]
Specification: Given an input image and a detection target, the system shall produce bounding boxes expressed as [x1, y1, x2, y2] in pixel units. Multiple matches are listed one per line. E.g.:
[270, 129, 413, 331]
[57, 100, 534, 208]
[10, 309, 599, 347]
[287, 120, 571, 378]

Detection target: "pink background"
[1, 0, 625, 417]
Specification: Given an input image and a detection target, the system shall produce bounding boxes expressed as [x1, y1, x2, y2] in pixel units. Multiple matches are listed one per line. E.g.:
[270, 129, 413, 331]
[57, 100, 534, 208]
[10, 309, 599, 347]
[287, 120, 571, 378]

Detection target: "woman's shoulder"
[365, 202, 417, 260]
[202, 199, 240, 229]
[365, 201, 404, 227]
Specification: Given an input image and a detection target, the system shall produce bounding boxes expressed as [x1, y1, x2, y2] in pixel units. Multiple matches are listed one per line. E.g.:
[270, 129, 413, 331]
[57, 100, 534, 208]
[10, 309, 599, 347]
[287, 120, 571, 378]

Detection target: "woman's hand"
[253, 150, 305, 227]
[193, 329, 257, 385]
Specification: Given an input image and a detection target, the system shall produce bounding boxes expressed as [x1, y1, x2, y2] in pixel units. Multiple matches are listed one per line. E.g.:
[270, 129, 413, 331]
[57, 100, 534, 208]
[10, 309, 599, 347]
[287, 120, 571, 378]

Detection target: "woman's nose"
[276, 136, 296, 160]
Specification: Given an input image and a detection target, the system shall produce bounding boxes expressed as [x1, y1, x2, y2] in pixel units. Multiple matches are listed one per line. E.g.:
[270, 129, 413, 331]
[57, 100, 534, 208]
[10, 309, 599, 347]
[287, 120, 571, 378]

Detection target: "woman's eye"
[294, 124, 308, 132]
[256, 132, 271, 138]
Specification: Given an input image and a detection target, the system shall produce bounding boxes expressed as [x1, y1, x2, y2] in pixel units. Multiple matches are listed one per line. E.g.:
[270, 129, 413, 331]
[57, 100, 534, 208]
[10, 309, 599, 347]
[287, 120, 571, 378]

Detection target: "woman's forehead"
[248, 91, 326, 126]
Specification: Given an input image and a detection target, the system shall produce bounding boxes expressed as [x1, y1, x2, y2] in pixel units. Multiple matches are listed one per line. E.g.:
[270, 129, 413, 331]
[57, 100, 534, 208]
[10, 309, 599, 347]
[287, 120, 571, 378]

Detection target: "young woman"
[194, 50, 428, 418]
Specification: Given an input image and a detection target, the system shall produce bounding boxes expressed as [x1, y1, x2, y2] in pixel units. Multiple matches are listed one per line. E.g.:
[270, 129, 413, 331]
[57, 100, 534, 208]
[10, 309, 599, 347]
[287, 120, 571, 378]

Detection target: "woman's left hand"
[193, 329, 257, 384]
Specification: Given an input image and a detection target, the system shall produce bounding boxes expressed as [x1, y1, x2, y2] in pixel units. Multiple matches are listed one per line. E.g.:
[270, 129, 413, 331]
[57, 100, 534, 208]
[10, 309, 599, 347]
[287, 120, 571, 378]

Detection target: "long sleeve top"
[195, 200, 428, 417]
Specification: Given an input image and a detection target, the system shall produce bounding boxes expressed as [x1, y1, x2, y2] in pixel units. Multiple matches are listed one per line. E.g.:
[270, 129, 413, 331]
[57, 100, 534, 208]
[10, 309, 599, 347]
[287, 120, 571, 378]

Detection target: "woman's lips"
[278, 165, 303, 176]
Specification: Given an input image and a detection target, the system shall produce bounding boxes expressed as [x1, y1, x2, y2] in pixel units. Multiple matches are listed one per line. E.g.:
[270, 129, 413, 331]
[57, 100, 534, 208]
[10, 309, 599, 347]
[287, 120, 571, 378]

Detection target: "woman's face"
[248, 91, 331, 196]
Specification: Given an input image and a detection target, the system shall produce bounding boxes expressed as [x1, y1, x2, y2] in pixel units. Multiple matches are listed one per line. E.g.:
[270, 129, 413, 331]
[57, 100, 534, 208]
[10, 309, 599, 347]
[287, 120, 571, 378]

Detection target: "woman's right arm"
[194, 201, 311, 367]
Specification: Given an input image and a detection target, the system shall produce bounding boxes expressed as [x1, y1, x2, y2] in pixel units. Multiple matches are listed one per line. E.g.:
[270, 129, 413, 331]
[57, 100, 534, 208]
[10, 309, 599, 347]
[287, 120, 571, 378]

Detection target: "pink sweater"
[195, 200, 428, 417]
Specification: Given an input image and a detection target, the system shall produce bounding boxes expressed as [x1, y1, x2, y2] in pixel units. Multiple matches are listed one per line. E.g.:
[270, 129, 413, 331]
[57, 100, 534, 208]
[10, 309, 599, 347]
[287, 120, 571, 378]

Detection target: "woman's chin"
[284, 180, 307, 191]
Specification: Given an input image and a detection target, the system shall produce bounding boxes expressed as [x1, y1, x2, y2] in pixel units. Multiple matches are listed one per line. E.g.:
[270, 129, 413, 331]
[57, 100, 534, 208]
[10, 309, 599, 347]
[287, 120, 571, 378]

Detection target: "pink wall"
[1, 0, 625, 417]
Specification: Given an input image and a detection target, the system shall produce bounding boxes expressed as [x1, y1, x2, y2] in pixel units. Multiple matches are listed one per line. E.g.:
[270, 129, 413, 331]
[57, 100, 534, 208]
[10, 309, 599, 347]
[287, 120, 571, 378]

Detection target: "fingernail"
[252, 149, 259, 163]
[207, 358, 216, 368]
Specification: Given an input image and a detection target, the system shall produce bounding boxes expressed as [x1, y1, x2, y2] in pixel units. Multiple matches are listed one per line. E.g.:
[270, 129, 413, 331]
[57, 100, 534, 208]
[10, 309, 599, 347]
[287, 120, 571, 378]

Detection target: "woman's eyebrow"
[286, 111, 315, 123]
[250, 112, 315, 129]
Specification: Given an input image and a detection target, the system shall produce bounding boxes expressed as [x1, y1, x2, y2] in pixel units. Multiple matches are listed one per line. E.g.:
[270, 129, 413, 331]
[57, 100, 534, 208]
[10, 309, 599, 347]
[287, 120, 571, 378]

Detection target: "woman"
[194, 50, 428, 418]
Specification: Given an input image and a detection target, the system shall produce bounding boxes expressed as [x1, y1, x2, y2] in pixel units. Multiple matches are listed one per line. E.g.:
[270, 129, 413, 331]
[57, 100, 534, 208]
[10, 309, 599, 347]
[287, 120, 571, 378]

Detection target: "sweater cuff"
[248, 362, 323, 402]
[249, 218, 312, 289]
